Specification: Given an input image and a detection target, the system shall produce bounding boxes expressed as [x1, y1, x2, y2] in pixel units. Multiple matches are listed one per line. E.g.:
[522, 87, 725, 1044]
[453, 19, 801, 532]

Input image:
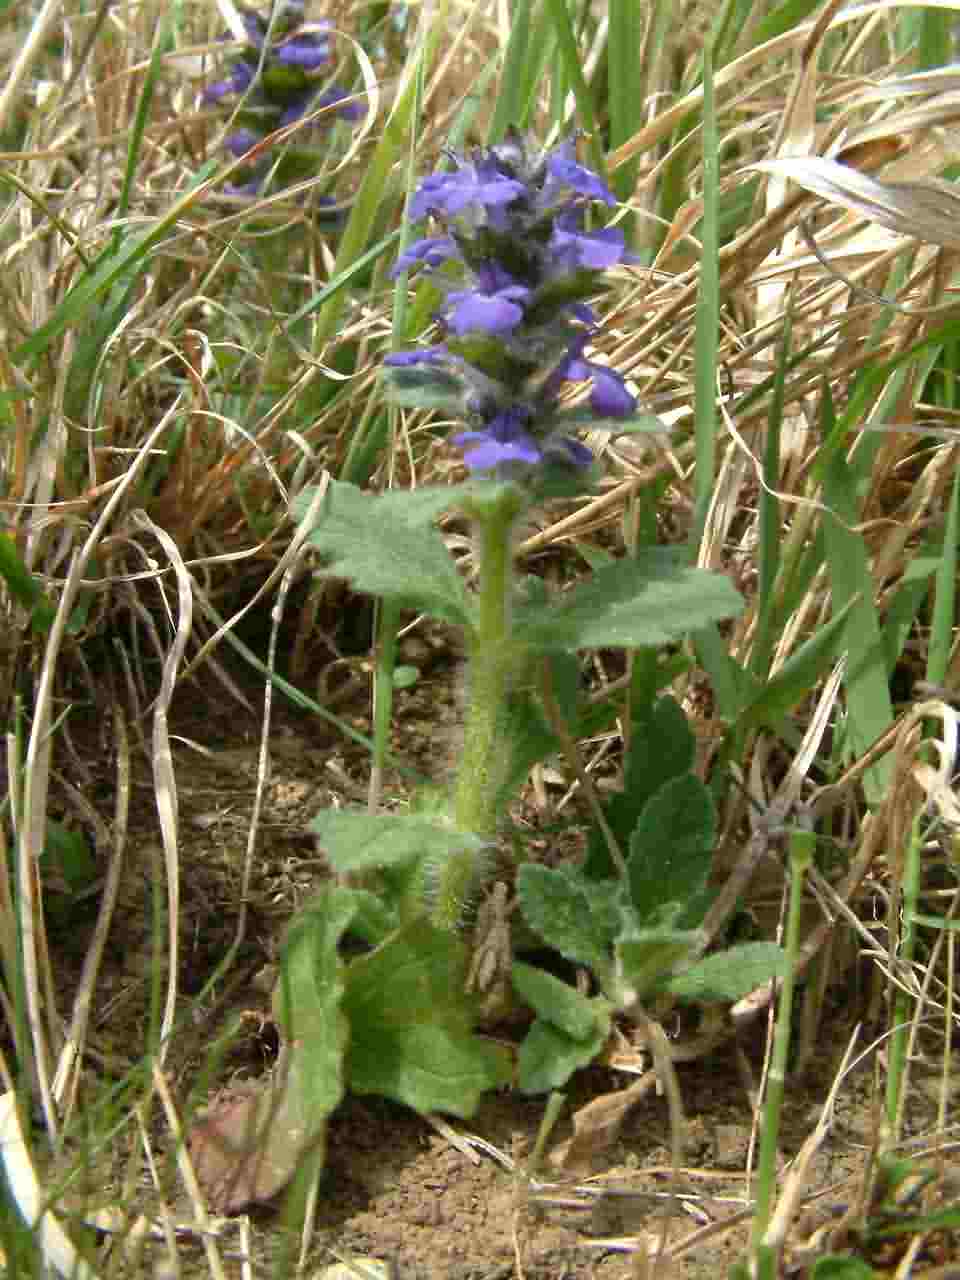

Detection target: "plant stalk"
[433, 492, 519, 929]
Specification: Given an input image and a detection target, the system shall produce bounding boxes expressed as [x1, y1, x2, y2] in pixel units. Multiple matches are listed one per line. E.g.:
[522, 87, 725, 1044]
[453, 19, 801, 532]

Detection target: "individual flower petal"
[454, 408, 541, 470]
[410, 164, 527, 221]
[279, 97, 312, 126]
[383, 345, 451, 367]
[546, 141, 616, 206]
[588, 366, 635, 418]
[225, 128, 260, 157]
[550, 218, 633, 270]
[203, 59, 255, 102]
[312, 87, 365, 121]
[391, 236, 459, 277]
[275, 36, 329, 68]
[445, 288, 527, 336]
[203, 78, 234, 103]
[550, 339, 636, 418]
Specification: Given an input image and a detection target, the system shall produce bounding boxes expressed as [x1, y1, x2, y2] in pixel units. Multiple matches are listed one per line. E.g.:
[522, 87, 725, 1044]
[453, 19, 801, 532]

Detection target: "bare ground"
[42, 640, 960, 1280]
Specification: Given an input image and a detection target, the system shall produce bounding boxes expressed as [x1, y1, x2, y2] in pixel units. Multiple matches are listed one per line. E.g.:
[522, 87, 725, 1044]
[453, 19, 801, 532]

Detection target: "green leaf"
[584, 695, 696, 879]
[819, 397, 893, 804]
[627, 774, 715, 923]
[494, 689, 558, 810]
[511, 962, 607, 1041]
[810, 1257, 877, 1280]
[342, 920, 511, 1117]
[664, 942, 786, 1001]
[517, 1014, 610, 1095]
[617, 929, 703, 998]
[293, 481, 473, 626]
[207, 884, 355, 1206]
[551, 411, 671, 434]
[42, 821, 96, 892]
[513, 551, 742, 653]
[0, 532, 56, 632]
[742, 596, 857, 730]
[516, 864, 621, 976]
[625, 697, 696, 805]
[311, 808, 486, 874]
[342, 889, 399, 945]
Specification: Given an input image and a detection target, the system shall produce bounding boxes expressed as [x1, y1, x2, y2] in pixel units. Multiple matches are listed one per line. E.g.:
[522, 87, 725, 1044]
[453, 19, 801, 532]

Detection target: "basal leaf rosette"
[384, 130, 642, 487]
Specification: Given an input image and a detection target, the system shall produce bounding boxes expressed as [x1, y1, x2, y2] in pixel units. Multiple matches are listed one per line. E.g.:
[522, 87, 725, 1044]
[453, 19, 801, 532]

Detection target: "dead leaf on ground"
[550, 1071, 658, 1173]
[188, 1047, 327, 1213]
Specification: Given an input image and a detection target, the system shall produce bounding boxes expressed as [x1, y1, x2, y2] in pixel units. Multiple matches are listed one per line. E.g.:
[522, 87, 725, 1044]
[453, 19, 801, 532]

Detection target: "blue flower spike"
[202, 2, 360, 199]
[385, 130, 638, 482]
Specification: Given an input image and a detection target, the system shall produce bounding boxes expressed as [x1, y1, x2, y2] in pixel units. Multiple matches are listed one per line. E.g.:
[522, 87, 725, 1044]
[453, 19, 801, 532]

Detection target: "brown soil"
[43, 642, 960, 1280]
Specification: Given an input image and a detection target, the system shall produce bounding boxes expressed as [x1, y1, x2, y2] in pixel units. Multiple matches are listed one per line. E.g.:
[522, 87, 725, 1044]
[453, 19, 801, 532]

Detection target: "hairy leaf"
[293, 481, 473, 625]
[627, 774, 715, 924]
[511, 961, 608, 1041]
[516, 863, 620, 976]
[311, 809, 486, 873]
[616, 929, 702, 998]
[664, 942, 786, 1002]
[513, 550, 742, 652]
[517, 1013, 610, 1095]
[190, 886, 354, 1212]
[342, 921, 511, 1116]
[584, 695, 696, 879]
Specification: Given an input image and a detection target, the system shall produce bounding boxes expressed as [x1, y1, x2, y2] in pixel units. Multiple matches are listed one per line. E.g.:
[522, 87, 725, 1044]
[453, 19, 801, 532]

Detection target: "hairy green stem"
[433, 491, 520, 929]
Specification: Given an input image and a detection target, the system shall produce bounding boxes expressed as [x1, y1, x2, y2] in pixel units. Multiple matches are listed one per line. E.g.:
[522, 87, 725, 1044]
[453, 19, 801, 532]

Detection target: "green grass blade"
[819, 388, 893, 805]
[690, 41, 719, 557]
[927, 464, 960, 688]
[607, 0, 646, 202]
[488, 0, 533, 143]
[540, 0, 605, 177]
[115, 4, 174, 224]
[311, 4, 445, 348]
[750, 304, 790, 681]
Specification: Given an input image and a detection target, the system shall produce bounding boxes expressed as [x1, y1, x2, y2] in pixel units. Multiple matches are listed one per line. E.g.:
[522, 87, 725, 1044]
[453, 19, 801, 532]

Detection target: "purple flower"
[275, 35, 330, 68]
[225, 128, 260, 157]
[544, 141, 616, 206]
[385, 134, 633, 483]
[314, 87, 365, 121]
[563, 350, 635, 418]
[443, 263, 531, 335]
[279, 97, 312, 127]
[383, 345, 451, 367]
[542, 433, 594, 468]
[453, 409, 593, 473]
[549, 211, 636, 271]
[540, 335, 635, 418]
[588, 367, 634, 417]
[203, 59, 256, 103]
[410, 162, 527, 222]
[445, 286, 529, 336]
[391, 236, 459, 277]
[454, 409, 541, 470]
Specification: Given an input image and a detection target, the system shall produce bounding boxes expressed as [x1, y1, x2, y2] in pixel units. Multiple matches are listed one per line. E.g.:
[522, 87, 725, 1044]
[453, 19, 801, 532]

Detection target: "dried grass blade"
[0, 1091, 99, 1280]
[129, 510, 193, 1062]
[749, 156, 960, 249]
